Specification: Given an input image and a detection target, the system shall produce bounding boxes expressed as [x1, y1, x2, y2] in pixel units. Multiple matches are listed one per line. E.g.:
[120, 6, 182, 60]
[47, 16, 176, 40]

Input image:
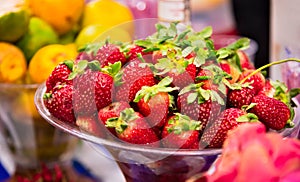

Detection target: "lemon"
[0, 0, 30, 42]
[28, 44, 77, 83]
[27, 0, 85, 35]
[0, 42, 27, 83]
[81, 0, 134, 34]
[75, 24, 132, 48]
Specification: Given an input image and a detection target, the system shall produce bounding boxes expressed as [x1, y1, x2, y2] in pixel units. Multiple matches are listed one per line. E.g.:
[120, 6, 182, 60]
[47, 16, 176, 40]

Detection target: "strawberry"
[98, 101, 131, 136]
[43, 84, 76, 124]
[200, 108, 257, 148]
[133, 76, 179, 128]
[74, 51, 94, 64]
[177, 83, 225, 129]
[219, 61, 241, 84]
[237, 50, 255, 70]
[114, 59, 156, 102]
[154, 57, 197, 89]
[161, 113, 201, 149]
[45, 60, 73, 92]
[72, 68, 115, 115]
[76, 114, 105, 137]
[238, 69, 266, 94]
[94, 43, 126, 67]
[126, 45, 153, 62]
[195, 64, 230, 95]
[250, 94, 291, 130]
[106, 108, 160, 146]
[227, 87, 256, 109]
[258, 79, 275, 97]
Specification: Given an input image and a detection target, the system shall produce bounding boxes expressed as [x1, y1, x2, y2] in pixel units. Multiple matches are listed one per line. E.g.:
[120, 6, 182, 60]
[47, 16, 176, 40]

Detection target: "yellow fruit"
[0, 0, 30, 42]
[16, 17, 59, 61]
[82, 0, 134, 33]
[75, 24, 132, 48]
[28, 44, 77, 83]
[27, 0, 85, 35]
[0, 42, 27, 83]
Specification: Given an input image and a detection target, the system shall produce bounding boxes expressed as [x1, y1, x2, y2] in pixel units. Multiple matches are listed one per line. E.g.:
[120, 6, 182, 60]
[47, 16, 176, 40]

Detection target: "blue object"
[72, 159, 102, 182]
[0, 162, 10, 181]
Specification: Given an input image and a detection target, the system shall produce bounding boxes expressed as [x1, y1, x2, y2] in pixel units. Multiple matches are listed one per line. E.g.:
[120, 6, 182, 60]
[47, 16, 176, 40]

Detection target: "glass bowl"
[34, 83, 300, 182]
[35, 83, 222, 182]
[0, 82, 78, 171]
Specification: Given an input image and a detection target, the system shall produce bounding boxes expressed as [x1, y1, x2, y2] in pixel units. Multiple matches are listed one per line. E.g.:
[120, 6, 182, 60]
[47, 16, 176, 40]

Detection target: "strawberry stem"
[240, 58, 300, 83]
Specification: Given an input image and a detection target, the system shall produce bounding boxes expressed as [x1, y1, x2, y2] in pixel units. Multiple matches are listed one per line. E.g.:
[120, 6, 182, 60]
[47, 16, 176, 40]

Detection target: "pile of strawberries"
[43, 22, 299, 149]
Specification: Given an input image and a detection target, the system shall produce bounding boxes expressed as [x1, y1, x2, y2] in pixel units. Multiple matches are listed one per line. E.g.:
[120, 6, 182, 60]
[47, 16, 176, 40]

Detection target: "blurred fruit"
[0, 0, 30, 42]
[81, 0, 134, 34]
[28, 44, 77, 83]
[16, 17, 59, 61]
[59, 26, 80, 45]
[75, 24, 132, 48]
[27, 0, 85, 35]
[13, 90, 40, 122]
[0, 42, 27, 83]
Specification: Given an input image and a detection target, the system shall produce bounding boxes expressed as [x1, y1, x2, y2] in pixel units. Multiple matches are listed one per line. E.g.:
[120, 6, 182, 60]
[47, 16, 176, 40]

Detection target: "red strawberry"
[114, 59, 156, 102]
[258, 79, 275, 97]
[45, 60, 73, 92]
[250, 94, 291, 130]
[133, 76, 179, 128]
[74, 51, 94, 64]
[161, 113, 201, 149]
[238, 69, 266, 94]
[177, 83, 224, 130]
[44, 84, 75, 124]
[219, 61, 241, 84]
[195, 64, 230, 95]
[94, 43, 126, 67]
[126, 45, 153, 62]
[98, 101, 131, 136]
[168, 63, 197, 89]
[237, 50, 255, 70]
[73, 69, 115, 115]
[76, 114, 105, 137]
[227, 87, 256, 109]
[105, 108, 160, 146]
[200, 108, 257, 148]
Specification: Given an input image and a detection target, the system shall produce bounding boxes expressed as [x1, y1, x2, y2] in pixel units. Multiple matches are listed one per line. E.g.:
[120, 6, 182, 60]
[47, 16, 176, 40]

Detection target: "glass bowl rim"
[34, 83, 223, 156]
[0, 82, 40, 89]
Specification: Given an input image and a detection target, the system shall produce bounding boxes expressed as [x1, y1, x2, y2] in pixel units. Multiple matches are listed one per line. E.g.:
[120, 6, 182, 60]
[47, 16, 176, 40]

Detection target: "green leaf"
[63, 60, 74, 70]
[87, 60, 101, 71]
[187, 92, 198, 104]
[226, 38, 250, 51]
[198, 26, 213, 39]
[182, 46, 194, 57]
[289, 88, 300, 98]
[77, 60, 89, 72]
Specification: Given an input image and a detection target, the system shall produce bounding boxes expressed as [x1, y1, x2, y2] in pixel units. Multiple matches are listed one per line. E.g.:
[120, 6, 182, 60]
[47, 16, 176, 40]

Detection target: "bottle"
[157, 0, 191, 25]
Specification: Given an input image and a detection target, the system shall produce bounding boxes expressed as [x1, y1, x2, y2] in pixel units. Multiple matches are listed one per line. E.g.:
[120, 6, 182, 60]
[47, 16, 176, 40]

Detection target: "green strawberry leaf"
[289, 88, 300, 98]
[87, 60, 101, 71]
[133, 76, 179, 103]
[197, 26, 213, 39]
[210, 90, 225, 105]
[226, 38, 250, 51]
[63, 60, 74, 70]
[167, 113, 201, 134]
[187, 92, 198, 104]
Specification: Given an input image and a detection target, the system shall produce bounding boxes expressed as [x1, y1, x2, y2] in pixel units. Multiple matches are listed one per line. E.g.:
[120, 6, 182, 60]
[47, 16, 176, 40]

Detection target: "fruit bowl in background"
[0, 83, 78, 171]
[35, 82, 300, 182]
